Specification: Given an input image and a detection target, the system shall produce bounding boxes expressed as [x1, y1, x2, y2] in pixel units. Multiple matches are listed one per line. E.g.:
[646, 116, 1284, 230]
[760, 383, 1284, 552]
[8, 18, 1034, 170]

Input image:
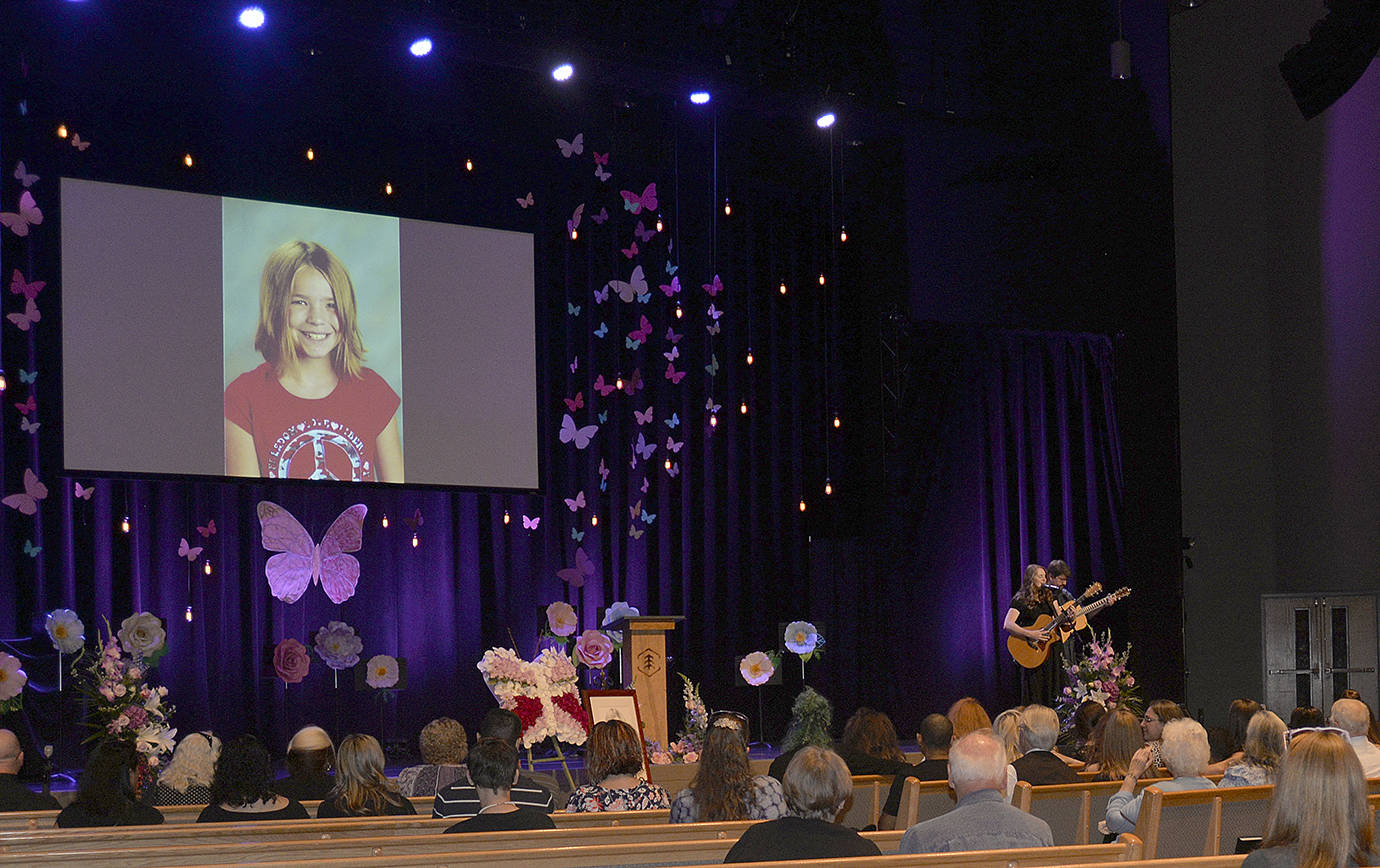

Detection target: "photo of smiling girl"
[224, 240, 403, 481]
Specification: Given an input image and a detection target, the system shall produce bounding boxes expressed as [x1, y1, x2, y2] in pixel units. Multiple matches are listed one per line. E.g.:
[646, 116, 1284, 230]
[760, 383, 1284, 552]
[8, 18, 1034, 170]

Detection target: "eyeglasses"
[1284, 726, 1349, 746]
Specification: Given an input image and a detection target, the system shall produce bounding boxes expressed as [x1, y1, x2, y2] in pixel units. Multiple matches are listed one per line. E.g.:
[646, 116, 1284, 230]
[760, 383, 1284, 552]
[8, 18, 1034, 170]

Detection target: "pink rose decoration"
[546, 602, 578, 637]
[273, 638, 311, 684]
[575, 629, 613, 668]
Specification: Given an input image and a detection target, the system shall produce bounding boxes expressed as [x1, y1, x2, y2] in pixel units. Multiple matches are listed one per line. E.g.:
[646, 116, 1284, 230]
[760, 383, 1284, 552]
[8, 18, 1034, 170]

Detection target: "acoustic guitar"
[1007, 585, 1132, 669]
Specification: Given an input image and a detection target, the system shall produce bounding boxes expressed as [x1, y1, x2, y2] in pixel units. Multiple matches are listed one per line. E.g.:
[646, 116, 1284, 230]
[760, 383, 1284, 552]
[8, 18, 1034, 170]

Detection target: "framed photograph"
[584, 689, 651, 779]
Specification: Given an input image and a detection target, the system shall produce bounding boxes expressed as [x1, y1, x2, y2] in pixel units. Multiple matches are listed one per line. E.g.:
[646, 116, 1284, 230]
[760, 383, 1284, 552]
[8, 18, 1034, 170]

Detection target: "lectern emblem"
[636, 647, 662, 677]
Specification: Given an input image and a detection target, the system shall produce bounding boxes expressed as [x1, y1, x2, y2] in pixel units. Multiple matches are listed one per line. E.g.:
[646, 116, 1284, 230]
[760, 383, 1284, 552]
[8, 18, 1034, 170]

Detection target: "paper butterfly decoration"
[8, 298, 40, 331]
[558, 414, 598, 449]
[197, 518, 217, 537]
[628, 499, 642, 520]
[23, 540, 40, 558]
[703, 274, 724, 296]
[620, 183, 657, 214]
[522, 514, 541, 530]
[705, 354, 720, 376]
[606, 265, 648, 304]
[18, 369, 36, 383]
[633, 432, 657, 460]
[621, 368, 644, 394]
[640, 476, 650, 493]
[629, 315, 653, 344]
[13, 394, 35, 415]
[402, 508, 424, 532]
[20, 417, 39, 433]
[567, 203, 584, 237]
[666, 327, 683, 344]
[590, 207, 610, 225]
[666, 436, 684, 453]
[634, 406, 654, 426]
[570, 356, 579, 374]
[633, 221, 656, 242]
[706, 321, 721, 335]
[557, 546, 596, 588]
[707, 303, 724, 320]
[516, 192, 535, 208]
[659, 276, 681, 297]
[10, 269, 44, 300]
[666, 462, 681, 478]
[564, 491, 586, 512]
[567, 302, 581, 316]
[13, 162, 38, 188]
[257, 501, 368, 605]
[594, 287, 610, 304]
[564, 392, 585, 412]
[663, 346, 679, 362]
[571, 527, 585, 542]
[665, 261, 678, 276]
[665, 412, 681, 429]
[1, 191, 43, 237]
[594, 322, 608, 338]
[705, 398, 722, 413]
[71, 134, 90, 151]
[665, 362, 686, 384]
[628, 525, 644, 539]
[556, 133, 584, 157]
[621, 241, 638, 259]
[641, 508, 657, 525]
[598, 458, 610, 480]
[598, 410, 608, 423]
[178, 537, 203, 562]
[594, 165, 611, 182]
[593, 375, 616, 397]
[74, 482, 95, 500]
[593, 152, 609, 165]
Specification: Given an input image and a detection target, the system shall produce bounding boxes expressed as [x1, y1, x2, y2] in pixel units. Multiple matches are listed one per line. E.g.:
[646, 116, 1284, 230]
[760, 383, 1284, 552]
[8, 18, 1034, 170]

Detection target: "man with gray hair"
[1330, 698, 1380, 778]
[899, 729, 1053, 853]
[0, 729, 60, 812]
[1012, 704, 1080, 785]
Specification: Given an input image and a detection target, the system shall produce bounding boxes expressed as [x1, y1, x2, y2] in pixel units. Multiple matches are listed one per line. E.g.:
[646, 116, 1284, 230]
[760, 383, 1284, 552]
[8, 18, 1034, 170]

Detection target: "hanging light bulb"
[723, 198, 732, 216]
[779, 280, 787, 296]
[709, 413, 718, 428]
[739, 401, 747, 414]
[57, 124, 68, 138]
[465, 158, 474, 172]
[306, 147, 315, 161]
[839, 225, 848, 243]
[384, 181, 393, 195]
[503, 509, 511, 525]
[591, 513, 598, 526]
[121, 515, 131, 534]
[203, 560, 212, 575]
[570, 227, 578, 240]
[798, 499, 807, 512]
[0, 370, 6, 392]
[675, 301, 683, 319]
[745, 348, 754, 365]
[183, 153, 194, 168]
[664, 458, 672, 471]
[818, 273, 826, 285]
[655, 214, 664, 233]
[833, 414, 841, 428]
[381, 514, 389, 528]
[185, 605, 194, 623]
[411, 532, 419, 548]
[824, 478, 833, 495]
[615, 373, 625, 391]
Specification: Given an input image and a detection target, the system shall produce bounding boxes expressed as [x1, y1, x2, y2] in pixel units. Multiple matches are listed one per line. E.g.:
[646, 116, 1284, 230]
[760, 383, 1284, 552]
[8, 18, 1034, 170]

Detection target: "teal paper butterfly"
[598, 411, 608, 423]
[665, 412, 680, 429]
[18, 369, 37, 384]
[23, 539, 41, 557]
[704, 354, 720, 376]
[594, 322, 608, 338]
[570, 527, 585, 542]
[665, 261, 678, 276]
[636, 290, 651, 304]
[641, 509, 657, 525]
[567, 302, 581, 316]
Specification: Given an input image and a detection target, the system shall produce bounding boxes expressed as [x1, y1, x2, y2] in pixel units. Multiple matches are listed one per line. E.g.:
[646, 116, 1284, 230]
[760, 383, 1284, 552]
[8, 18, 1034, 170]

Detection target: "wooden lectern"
[607, 615, 684, 749]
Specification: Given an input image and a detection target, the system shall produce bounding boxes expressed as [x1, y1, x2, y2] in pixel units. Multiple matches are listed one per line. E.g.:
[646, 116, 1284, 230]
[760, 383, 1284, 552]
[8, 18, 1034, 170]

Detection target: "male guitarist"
[1046, 559, 1095, 665]
[1003, 564, 1061, 706]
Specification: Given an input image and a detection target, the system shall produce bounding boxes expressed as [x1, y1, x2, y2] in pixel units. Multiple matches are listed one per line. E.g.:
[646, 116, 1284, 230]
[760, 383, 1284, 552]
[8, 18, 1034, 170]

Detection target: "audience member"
[1289, 705, 1325, 729]
[432, 708, 559, 819]
[57, 739, 164, 827]
[152, 731, 221, 806]
[1206, 698, 1261, 773]
[443, 738, 555, 832]
[947, 697, 992, 741]
[396, 717, 467, 797]
[1339, 689, 1380, 745]
[898, 729, 1052, 852]
[1141, 699, 1185, 771]
[992, 708, 1024, 763]
[724, 747, 881, 862]
[1012, 704, 1080, 784]
[1105, 717, 1215, 835]
[834, 706, 910, 778]
[0, 728, 60, 812]
[879, 712, 953, 830]
[564, 720, 670, 812]
[274, 725, 334, 802]
[1242, 729, 1376, 868]
[766, 686, 833, 782]
[317, 734, 415, 818]
[1070, 700, 1107, 762]
[670, 712, 785, 822]
[1220, 710, 1285, 787]
[1085, 707, 1144, 780]
[198, 735, 309, 822]
[1330, 698, 1380, 777]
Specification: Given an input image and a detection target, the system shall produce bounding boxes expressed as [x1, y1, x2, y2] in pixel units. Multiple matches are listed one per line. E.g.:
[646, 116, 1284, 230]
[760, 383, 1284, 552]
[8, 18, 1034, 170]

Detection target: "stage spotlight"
[552, 63, 574, 82]
[237, 6, 266, 29]
[410, 38, 433, 57]
[815, 112, 836, 129]
[689, 91, 711, 104]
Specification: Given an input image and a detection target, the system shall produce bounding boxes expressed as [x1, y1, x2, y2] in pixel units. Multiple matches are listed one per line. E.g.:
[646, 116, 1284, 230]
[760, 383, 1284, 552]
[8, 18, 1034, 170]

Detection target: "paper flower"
[118, 612, 167, 663]
[784, 621, 820, 658]
[45, 608, 85, 654]
[273, 638, 311, 684]
[0, 653, 26, 702]
[546, 601, 578, 637]
[740, 651, 776, 686]
[366, 654, 400, 688]
[600, 602, 640, 644]
[314, 621, 363, 670]
[575, 630, 613, 668]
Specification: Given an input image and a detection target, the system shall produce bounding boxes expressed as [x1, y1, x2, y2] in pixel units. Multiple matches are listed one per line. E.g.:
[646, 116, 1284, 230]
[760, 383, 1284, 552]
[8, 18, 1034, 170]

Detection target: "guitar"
[1007, 586, 1132, 669]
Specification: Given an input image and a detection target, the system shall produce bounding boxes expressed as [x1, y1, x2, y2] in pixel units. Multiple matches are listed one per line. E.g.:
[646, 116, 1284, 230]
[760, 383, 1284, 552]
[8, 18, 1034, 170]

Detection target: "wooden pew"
[1015, 777, 1172, 845]
[1132, 785, 1273, 859]
[839, 775, 893, 829]
[892, 778, 956, 829]
[1038, 858, 1243, 868]
[646, 758, 772, 796]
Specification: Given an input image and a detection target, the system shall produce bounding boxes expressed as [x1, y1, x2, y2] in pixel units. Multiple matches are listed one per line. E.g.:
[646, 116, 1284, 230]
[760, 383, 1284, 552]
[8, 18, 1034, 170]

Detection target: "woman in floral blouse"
[1220, 710, 1285, 787]
[565, 720, 670, 812]
[670, 712, 786, 822]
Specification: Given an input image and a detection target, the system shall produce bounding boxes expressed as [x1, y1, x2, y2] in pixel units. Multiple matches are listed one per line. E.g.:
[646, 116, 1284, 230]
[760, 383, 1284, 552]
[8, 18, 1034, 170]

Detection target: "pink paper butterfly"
[8, 298, 40, 331]
[620, 183, 657, 215]
[570, 356, 579, 374]
[557, 546, 596, 588]
[590, 207, 610, 225]
[20, 417, 39, 434]
[567, 203, 584, 237]
[594, 165, 611, 182]
[257, 501, 368, 605]
[634, 406, 654, 426]
[593, 375, 616, 397]
[593, 152, 610, 166]
[621, 368, 644, 395]
[606, 265, 648, 303]
[659, 276, 681, 297]
[522, 514, 541, 530]
[9, 270, 43, 300]
[666, 436, 684, 453]
[14, 394, 36, 415]
[71, 134, 90, 151]
[1, 191, 43, 237]
[13, 162, 38, 188]
[556, 134, 584, 157]
[665, 362, 686, 384]
[640, 476, 650, 493]
[198, 518, 217, 537]
[702, 274, 724, 296]
[564, 392, 585, 412]
[74, 482, 95, 500]
[178, 537, 203, 562]
[663, 346, 680, 362]
[707, 303, 723, 320]
[629, 315, 653, 343]
[633, 221, 656, 242]
[598, 458, 610, 480]
[633, 432, 657, 460]
[564, 491, 586, 512]
[516, 192, 535, 208]
[621, 241, 638, 259]
[665, 327, 683, 345]
[2, 468, 47, 515]
[558, 414, 599, 449]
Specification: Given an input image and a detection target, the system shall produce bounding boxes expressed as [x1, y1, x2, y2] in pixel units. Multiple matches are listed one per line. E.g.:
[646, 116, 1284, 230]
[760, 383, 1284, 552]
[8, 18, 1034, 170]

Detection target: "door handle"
[1268, 668, 1319, 675]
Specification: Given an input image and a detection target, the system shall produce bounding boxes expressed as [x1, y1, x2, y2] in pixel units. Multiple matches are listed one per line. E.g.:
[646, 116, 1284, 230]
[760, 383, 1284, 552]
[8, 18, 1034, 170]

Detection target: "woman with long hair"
[1085, 707, 1144, 780]
[1220, 710, 1285, 787]
[565, 720, 670, 812]
[1002, 564, 1062, 706]
[947, 697, 993, 741]
[671, 713, 786, 822]
[992, 709, 1024, 764]
[153, 731, 221, 806]
[56, 739, 164, 827]
[198, 735, 309, 822]
[836, 707, 908, 771]
[1243, 729, 1376, 868]
[1207, 698, 1262, 773]
[318, 734, 415, 817]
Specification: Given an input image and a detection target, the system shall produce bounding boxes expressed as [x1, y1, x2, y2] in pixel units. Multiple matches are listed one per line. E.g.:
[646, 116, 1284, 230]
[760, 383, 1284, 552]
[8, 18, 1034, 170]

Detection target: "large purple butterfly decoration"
[557, 546, 596, 588]
[257, 501, 367, 605]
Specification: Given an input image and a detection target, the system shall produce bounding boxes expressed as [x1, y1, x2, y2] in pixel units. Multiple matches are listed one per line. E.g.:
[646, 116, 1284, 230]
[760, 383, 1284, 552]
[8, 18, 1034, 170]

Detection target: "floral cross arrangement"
[1057, 629, 1141, 726]
[477, 645, 590, 790]
[784, 620, 824, 678]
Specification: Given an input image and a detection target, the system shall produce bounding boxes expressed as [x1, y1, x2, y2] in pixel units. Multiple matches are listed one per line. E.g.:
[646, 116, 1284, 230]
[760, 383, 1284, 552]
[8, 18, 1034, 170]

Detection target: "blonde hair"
[159, 732, 221, 792]
[1240, 710, 1285, 772]
[1160, 718, 1210, 777]
[330, 734, 403, 816]
[1261, 731, 1374, 868]
[255, 240, 366, 379]
[992, 709, 1024, 762]
[1097, 707, 1144, 780]
[947, 697, 992, 741]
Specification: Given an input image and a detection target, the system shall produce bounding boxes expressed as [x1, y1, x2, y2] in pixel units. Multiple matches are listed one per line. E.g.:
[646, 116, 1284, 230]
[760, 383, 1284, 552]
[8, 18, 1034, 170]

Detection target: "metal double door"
[1262, 593, 1378, 713]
